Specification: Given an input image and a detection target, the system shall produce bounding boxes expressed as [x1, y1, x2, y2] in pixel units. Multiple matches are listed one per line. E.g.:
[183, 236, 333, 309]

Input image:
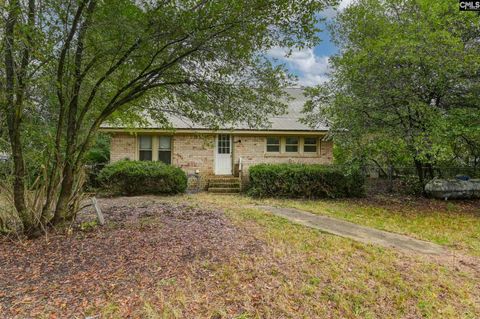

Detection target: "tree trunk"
[425, 163, 434, 180]
[387, 164, 394, 193]
[414, 158, 425, 186]
[53, 163, 75, 224]
[3, 0, 31, 232]
[52, 0, 97, 226]
[53, 113, 78, 224]
[7, 122, 30, 229]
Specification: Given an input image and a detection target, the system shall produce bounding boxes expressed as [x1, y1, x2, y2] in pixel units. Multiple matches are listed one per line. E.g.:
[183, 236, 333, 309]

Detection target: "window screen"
[158, 136, 172, 164]
[285, 137, 299, 152]
[139, 136, 152, 161]
[303, 137, 317, 153]
[266, 137, 280, 152]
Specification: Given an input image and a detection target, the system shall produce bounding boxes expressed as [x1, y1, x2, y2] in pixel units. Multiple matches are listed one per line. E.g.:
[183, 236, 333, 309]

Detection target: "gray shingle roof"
[102, 88, 329, 132]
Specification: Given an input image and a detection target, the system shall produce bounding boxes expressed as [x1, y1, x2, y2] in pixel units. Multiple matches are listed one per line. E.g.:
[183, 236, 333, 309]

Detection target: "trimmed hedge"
[248, 164, 364, 198]
[97, 160, 187, 195]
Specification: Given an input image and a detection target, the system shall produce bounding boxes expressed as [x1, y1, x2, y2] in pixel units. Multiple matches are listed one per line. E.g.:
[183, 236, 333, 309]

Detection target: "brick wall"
[172, 134, 215, 175]
[172, 134, 215, 190]
[232, 135, 333, 185]
[109, 132, 333, 189]
[110, 133, 215, 189]
[233, 136, 332, 167]
[110, 133, 137, 162]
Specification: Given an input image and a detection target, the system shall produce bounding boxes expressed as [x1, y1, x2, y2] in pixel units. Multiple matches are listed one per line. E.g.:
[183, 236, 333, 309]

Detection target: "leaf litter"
[0, 196, 263, 318]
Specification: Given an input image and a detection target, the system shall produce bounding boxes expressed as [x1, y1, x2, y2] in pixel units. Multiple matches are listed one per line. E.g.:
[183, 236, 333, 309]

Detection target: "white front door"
[215, 134, 232, 175]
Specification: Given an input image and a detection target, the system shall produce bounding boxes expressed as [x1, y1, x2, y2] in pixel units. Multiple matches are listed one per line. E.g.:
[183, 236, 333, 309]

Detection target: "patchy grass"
[275, 196, 480, 256]
[1, 195, 479, 318]
[195, 194, 480, 257]
[181, 194, 480, 318]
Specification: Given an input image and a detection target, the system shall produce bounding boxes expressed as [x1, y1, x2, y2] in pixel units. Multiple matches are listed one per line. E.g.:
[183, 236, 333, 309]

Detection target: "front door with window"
[215, 134, 232, 175]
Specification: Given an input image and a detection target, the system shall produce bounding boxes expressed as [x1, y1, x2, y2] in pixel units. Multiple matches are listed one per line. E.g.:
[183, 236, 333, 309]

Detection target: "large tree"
[304, 0, 480, 184]
[1, 0, 334, 235]
[1, 0, 36, 231]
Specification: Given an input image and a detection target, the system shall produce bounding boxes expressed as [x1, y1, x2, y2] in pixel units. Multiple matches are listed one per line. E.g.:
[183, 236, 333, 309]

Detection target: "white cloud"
[339, 0, 355, 10]
[266, 1, 356, 86]
[322, 0, 355, 19]
[268, 47, 331, 87]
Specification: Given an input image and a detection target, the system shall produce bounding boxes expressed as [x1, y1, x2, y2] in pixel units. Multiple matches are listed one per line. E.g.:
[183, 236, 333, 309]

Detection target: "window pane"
[139, 136, 152, 149]
[286, 145, 298, 152]
[217, 135, 230, 154]
[266, 137, 280, 145]
[159, 136, 171, 150]
[158, 151, 171, 164]
[266, 136, 280, 152]
[267, 145, 280, 152]
[304, 145, 317, 153]
[285, 137, 299, 153]
[139, 150, 152, 161]
[304, 137, 317, 145]
[286, 137, 298, 145]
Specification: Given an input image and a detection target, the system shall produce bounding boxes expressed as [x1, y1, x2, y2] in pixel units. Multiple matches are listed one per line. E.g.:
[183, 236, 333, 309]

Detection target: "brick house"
[100, 88, 332, 191]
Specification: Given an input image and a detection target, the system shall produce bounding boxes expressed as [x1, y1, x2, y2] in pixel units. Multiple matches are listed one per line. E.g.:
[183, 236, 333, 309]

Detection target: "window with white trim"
[303, 137, 317, 153]
[158, 136, 172, 164]
[217, 134, 231, 154]
[139, 136, 152, 161]
[285, 137, 299, 152]
[266, 137, 280, 152]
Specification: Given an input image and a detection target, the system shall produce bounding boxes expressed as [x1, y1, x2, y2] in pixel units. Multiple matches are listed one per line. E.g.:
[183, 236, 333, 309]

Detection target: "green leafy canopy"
[0, 0, 337, 232]
[304, 0, 480, 178]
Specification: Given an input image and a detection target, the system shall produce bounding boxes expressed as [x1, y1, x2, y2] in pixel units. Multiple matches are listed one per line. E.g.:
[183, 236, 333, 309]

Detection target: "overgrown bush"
[85, 133, 110, 165]
[98, 160, 187, 196]
[248, 164, 365, 198]
[0, 160, 11, 181]
[397, 175, 425, 196]
[84, 134, 110, 190]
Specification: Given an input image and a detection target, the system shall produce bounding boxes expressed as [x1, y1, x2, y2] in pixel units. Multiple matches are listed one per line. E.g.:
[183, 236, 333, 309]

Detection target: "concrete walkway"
[255, 205, 448, 256]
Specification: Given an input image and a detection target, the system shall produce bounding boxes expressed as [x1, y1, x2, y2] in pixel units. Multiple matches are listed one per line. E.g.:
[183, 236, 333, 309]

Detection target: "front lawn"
[199, 194, 480, 257]
[190, 194, 480, 318]
[1, 195, 479, 318]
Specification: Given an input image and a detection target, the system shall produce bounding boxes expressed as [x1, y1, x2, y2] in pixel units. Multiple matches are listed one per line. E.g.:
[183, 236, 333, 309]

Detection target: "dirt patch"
[0, 196, 263, 318]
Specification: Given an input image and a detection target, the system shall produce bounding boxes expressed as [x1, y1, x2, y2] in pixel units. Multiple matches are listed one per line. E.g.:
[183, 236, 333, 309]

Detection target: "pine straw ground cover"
[1, 195, 479, 318]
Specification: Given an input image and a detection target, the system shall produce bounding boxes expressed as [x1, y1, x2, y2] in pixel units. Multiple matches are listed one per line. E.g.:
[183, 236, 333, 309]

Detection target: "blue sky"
[267, 0, 353, 87]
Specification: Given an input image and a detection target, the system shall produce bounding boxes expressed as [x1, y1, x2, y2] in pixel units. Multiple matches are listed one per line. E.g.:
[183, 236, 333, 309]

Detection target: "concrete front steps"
[207, 176, 241, 194]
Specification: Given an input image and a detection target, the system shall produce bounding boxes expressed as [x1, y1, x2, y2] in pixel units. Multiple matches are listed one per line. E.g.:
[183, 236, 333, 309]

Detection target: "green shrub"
[85, 133, 110, 165]
[398, 175, 425, 196]
[97, 160, 187, 195]
[0, 160, 11, 181]
[247, 164, 365, 198]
